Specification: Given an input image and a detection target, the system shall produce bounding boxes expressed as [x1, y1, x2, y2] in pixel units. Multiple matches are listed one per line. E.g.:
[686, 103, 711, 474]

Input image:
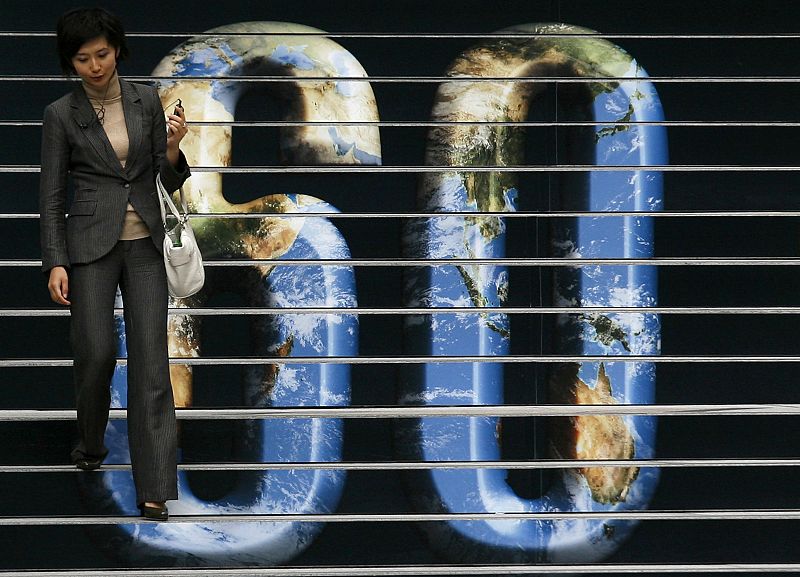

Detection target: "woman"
[39, 7, 189, 520]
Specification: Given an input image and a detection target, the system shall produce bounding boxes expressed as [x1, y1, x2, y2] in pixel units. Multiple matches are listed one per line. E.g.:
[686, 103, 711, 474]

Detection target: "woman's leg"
[119, 238, 178, 504]
[69, 244, 124, 464]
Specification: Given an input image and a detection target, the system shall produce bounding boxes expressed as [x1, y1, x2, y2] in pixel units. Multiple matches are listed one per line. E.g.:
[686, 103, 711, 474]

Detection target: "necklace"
[89, 73, 114, 125]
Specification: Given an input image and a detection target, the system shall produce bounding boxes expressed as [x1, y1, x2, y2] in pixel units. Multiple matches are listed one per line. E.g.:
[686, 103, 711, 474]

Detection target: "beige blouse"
[84, 74, 150, 240]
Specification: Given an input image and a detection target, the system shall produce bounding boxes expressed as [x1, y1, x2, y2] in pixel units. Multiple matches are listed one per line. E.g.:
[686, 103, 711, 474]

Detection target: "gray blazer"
[39, 79, 190, 273]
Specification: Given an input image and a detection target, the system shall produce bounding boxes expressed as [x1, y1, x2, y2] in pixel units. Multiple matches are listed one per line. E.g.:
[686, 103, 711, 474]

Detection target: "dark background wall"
[1, 0, 799, 572]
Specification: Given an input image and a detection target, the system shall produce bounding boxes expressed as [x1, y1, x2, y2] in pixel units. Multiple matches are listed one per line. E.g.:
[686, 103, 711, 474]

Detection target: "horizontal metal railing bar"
[6, 120, 800, 127]
[2, 457, 799, 473]
[5, 30, 800, 38]
[0, 509, 799, 525]
[5, 306, 800, 317]
[4, 257, 800, 268]
[0, 404, 799, 420]
[6, 356, 800, 368]
[6, 74, 800, 83]
[0, 563, 799, 577]
[7, 164, 800, 174]
[5, 211, 800, 219]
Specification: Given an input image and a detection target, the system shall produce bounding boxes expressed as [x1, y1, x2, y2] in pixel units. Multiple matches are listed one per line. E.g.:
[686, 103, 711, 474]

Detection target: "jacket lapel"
[120, 79, 144, 172]
[69, 85, 126, 177]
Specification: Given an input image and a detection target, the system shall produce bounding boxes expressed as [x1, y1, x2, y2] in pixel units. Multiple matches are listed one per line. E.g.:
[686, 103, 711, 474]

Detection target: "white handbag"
[156, 174, 205, 298]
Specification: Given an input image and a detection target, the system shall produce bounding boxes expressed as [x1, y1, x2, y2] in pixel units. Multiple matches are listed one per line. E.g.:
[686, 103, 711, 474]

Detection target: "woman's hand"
[47, 266, 71, 305]
[165, 105, 188, 167]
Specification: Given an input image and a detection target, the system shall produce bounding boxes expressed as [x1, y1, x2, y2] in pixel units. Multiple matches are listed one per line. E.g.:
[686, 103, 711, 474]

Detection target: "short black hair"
[56, 7, 129, 75]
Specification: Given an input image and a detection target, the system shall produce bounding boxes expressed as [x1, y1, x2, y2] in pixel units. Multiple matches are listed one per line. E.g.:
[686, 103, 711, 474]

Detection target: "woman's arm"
[39, 103, 72, 305]
[149, 87, 189, 193]
[39, 104, 71, 273]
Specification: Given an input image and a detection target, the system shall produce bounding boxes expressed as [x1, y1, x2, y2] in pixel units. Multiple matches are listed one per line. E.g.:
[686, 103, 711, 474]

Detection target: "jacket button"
[123, 183, 130, 189]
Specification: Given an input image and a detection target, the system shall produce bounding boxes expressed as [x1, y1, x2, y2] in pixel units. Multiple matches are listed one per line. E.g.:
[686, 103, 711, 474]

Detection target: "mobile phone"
[167, 99, 183, 134]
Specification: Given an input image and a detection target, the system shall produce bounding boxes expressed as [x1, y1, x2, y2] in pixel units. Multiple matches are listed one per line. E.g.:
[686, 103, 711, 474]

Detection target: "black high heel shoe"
[139, 502, 169, 520]
[74, 456, 103, 470]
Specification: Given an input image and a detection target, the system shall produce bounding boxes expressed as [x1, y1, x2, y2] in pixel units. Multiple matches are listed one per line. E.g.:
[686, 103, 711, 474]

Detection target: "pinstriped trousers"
[69, 238, 178, 504]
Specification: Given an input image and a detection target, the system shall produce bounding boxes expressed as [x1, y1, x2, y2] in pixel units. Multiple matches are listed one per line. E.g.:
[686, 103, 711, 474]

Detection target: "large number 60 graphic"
[79, 22, 665, 565]
[78, 22, 380, 564]
[401, 23, 665, 563]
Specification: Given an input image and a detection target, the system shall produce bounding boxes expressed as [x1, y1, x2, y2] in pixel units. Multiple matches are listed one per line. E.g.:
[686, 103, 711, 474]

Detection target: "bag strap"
[156, 174, 189, 228]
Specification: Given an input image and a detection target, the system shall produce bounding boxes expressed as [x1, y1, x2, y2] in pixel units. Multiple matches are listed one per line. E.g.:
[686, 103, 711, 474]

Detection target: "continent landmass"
[549, 362, 638, 504]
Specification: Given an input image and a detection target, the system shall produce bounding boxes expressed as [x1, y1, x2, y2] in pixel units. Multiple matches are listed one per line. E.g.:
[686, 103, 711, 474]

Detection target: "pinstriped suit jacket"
[39, 79, 190, 273]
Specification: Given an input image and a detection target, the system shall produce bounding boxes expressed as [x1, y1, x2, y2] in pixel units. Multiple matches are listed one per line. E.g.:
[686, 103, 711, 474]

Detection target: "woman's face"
[71, 36, 119, 89]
